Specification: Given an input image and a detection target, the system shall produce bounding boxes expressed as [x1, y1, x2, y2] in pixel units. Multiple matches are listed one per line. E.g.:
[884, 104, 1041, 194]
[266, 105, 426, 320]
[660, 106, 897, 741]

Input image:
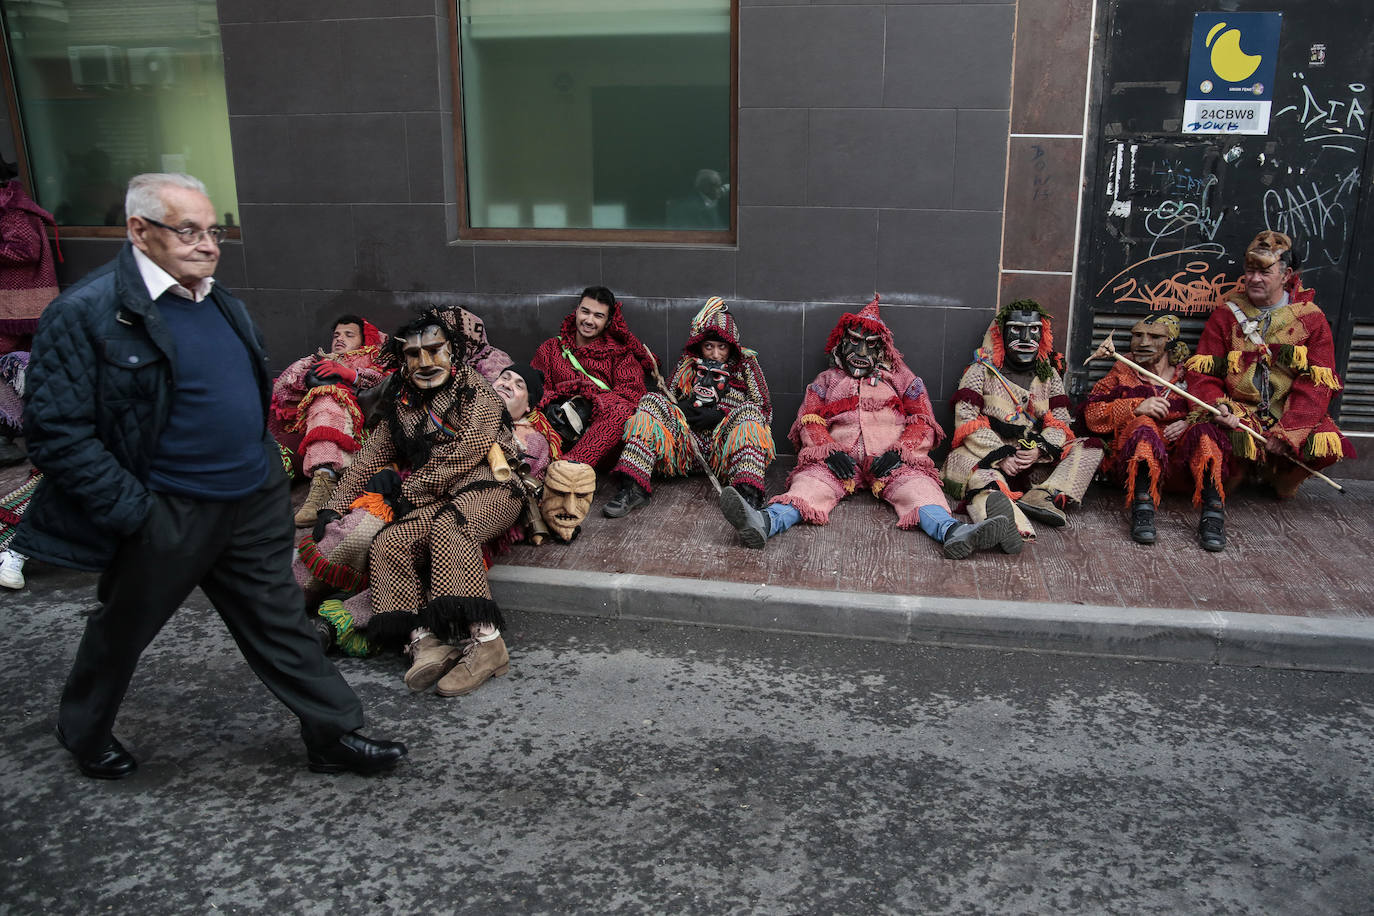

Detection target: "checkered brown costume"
[323, 360, 522, 647]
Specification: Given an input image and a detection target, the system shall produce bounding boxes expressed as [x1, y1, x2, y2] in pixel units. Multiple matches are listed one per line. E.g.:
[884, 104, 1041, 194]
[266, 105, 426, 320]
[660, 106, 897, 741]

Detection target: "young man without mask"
[942, 299, 1103, 539]
[311, 310, 524, 698]
[722, 296, 1019, 559]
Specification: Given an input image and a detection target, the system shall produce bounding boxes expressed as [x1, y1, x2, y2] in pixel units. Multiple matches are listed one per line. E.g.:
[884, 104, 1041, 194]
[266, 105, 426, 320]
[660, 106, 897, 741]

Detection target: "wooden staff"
[1091, 332, 1345, 493]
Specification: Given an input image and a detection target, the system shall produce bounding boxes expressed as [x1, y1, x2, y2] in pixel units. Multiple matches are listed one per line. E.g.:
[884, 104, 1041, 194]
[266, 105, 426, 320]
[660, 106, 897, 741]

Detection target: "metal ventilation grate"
[1340, 323, 1374, 432]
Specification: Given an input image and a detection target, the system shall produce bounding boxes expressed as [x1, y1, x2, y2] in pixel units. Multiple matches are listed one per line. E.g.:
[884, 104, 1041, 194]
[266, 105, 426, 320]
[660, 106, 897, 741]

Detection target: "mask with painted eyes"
[689, 358, 731, 407]
[1001, 309, 1043, 371]
[402, 324, 454, 390]
[836, 327, 885, 378]
[539, 460, 597, 542]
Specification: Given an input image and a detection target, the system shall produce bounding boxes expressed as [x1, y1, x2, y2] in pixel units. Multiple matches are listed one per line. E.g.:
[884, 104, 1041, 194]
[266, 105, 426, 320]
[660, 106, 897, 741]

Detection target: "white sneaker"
[0, 550, 25, 590]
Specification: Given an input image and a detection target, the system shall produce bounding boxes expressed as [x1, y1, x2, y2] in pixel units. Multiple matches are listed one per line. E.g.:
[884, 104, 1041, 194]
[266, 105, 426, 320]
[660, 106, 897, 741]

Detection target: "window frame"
[0, 9, 241, 241]
[446, 0, 739, 244]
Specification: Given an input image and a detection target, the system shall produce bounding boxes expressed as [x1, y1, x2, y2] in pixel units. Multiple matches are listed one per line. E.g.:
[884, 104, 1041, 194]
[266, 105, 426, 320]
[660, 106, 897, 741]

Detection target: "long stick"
[1092, 334, 1345, 493]
[642, 343, 723, 494]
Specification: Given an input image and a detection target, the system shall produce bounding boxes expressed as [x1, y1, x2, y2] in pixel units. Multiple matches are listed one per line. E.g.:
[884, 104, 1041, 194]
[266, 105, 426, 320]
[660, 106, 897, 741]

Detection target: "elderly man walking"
[13, 173, 406, 779]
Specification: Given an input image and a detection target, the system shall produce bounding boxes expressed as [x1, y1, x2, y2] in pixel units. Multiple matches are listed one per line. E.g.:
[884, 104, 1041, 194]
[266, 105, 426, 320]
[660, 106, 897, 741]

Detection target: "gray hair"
[125, 172, 208, 224]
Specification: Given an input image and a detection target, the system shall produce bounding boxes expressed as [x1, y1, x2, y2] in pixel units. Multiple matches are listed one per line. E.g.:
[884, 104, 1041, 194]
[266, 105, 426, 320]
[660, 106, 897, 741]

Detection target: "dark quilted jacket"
[13, 243, 276, 570]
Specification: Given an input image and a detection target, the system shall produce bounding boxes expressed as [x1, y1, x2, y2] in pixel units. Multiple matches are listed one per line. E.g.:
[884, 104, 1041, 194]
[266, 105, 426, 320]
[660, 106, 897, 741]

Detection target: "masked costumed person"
[721, 296, 1019, 558]
[1083, 313, 1192, 544]
[1178, 230, 1353, 551]
[604, 297, 774, 518]
[313, 309, 524, 697]
[269, 315, 389, 526]
[1, 178, 61, 467]
[942, 299, 1103, 537]
[531, 285, 656, 468]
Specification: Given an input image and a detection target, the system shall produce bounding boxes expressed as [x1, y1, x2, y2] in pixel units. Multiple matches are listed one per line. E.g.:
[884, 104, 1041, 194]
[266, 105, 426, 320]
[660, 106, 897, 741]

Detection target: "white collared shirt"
[132, 245, 216, 303]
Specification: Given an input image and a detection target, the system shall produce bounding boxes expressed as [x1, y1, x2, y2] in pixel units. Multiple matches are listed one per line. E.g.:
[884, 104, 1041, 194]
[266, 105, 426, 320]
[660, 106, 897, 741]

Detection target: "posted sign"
[1183, 12, 1282, 135]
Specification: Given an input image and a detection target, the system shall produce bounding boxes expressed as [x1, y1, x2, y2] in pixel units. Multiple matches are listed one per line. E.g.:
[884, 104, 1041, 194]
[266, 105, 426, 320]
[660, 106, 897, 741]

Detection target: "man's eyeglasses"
[142, 217, 227, 245]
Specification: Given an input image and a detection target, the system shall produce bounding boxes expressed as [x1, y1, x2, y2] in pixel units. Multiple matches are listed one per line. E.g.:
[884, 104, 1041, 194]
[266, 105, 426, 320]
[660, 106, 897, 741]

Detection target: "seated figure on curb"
[720, 296, 1019, 559]
[605, 297, 774, 518]
[1177, 230, 1353, 551]
[531, 286, 656, 468]
[1083, 313, 1192, 545]
[494, 363, 555, 482]
[270, 315, 389, 527]
[311, 309, 525, 698]
[942, 299, 1104, 538]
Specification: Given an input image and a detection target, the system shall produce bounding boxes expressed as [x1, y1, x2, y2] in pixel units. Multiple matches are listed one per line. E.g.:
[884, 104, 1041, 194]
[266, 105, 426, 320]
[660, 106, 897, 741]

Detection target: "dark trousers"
[57, 471, 364, 755]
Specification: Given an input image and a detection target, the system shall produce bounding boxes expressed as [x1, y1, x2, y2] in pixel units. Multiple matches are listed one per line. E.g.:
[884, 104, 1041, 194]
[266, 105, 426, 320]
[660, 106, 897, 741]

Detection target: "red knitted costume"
[530, 300, 656, 467]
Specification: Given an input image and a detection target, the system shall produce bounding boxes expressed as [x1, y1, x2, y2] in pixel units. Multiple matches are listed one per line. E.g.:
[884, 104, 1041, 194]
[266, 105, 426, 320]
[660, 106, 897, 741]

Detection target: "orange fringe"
[951, 415, 990, 449]
[348, 491, 395, 523]
[1189, 434, 1226, 507]
[1124, 438, 1161, 508]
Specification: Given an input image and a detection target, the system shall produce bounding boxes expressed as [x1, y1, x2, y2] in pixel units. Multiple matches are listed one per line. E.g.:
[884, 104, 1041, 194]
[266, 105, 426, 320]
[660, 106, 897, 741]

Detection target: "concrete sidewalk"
[490, 566, 1374, 674]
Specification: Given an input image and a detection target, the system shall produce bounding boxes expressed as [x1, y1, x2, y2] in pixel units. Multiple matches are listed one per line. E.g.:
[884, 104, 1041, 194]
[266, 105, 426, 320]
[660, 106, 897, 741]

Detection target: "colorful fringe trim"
[622, 409, 691, 477]
[1120, 427, 1167, 507]
[296, 535, 367, 592]
[289, 384, 364, 436]
[951, 415, 990, 449]
[317, 599, 377, 658]
[348, 491, 395, 523]
[1310, 365, 1342, 390]
[1307, 431, 1345, 460]
[0, 471, 40, 550]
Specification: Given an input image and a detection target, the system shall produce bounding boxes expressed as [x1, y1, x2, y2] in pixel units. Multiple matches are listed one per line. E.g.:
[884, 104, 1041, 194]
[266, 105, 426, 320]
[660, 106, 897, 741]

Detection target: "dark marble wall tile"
[737, 109, 809, 207]
[881, 304, 949, 389]
[1010, 0, 1093, 135]
[808, 109, 955, 210]
[53, 240, 122, 288]
[353, 204, 474, 292]
[239, 204, 357, 289]
[884, 5, 1014, 109]
[340, 17, 443, 113]
[221, 22, 344, 116]
[737, 208, 877, 303]
[954, 109, 1011, 212]
[405, 113, 448, 204]
[1001, 137, 1082, 273]
[601, 247, 736, 302]
[739, 6, 885, 109]
[943, 306, 999, 393]
[877, 209, 1002, 310]
[229, 116, 293, 204]
[286, 115, 411, 204]
[474, 247, 603, 296]
[241, 289, 312, 370]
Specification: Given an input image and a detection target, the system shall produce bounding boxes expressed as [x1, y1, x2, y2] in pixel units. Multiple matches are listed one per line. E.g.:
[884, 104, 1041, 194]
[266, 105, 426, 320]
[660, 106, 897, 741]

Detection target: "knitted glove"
[365, 468, 403, 502]
[825, 451, 856, 479]
[312, 508, 340, 543]
[677, 396, 724, 432]
[306, 359, 358, 389]
[870, 449, 902, 478]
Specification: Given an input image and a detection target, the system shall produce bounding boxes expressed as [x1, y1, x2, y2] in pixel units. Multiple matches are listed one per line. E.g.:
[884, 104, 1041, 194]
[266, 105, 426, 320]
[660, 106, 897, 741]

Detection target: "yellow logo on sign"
[1206, 22, 1263, 83]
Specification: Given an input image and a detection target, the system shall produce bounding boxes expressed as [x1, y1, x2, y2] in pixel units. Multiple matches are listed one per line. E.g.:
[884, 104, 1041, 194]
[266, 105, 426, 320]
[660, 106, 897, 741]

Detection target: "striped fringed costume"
[1084, 360, 1198, 505]
[319, 362, 523, 649]
[0, 470, 40, 550]
[269, 319, 388, 479]
[772, 298, 947, 529]
[614, 299, 774, 494]
[1180, 284, 1353, 500]
[942, 311, 1103, 536]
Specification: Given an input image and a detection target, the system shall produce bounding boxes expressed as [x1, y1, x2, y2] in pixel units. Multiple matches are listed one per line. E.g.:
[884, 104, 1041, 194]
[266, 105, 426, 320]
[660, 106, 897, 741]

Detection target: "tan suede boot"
[404, 634, 461, 692]
[1017, 486, 1068, 527]
[436, 635, 510, 697]
[294, 468, 338, 527]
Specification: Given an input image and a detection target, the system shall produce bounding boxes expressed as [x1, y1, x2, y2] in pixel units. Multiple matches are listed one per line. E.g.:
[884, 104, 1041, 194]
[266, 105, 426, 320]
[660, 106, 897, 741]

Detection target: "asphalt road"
[2, 575, 1371, 914]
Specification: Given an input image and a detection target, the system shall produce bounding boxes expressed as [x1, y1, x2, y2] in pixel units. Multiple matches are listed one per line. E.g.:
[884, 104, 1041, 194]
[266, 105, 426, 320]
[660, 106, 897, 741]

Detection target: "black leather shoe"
[58, 731, 138, 780]
[307, 731, 408, 775]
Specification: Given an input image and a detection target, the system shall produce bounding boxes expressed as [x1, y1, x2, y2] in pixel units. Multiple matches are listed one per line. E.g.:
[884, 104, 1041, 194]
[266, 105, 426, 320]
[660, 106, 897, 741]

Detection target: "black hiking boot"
[603, 478, 650, 518]
[1198, 482, 1225, 552]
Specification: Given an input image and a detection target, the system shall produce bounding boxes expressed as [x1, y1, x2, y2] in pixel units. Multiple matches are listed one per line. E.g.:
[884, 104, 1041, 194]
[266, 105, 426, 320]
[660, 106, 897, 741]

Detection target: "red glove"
[307, 359, 358, 388]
